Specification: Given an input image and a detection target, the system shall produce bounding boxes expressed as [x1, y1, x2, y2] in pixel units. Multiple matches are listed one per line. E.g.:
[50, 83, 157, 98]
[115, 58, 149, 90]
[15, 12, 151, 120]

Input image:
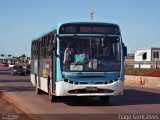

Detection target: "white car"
[9, 64, 15, 69]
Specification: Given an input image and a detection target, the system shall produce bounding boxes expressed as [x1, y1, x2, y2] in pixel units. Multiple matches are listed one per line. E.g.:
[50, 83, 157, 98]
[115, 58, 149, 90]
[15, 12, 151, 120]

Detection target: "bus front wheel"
[48, 84, 57, 102]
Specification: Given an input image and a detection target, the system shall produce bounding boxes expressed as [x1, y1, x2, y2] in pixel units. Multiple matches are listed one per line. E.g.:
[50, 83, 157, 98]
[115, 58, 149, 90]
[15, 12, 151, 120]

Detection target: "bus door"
[37, 40, 41, 88]
[51, 33, 57, 94]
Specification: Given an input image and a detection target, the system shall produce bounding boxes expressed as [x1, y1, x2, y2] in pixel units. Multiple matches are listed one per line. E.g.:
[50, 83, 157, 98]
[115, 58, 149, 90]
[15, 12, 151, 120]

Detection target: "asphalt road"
[0, 66, 160, 120]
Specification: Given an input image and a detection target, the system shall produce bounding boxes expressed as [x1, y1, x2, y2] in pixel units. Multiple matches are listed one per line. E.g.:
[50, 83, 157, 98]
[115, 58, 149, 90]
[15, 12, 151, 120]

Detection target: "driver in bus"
[63, 44, 75, 64]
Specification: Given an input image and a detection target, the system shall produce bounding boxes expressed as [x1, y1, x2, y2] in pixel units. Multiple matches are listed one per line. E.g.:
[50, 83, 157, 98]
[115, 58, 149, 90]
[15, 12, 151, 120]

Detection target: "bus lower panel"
[55, 80, 124, 96]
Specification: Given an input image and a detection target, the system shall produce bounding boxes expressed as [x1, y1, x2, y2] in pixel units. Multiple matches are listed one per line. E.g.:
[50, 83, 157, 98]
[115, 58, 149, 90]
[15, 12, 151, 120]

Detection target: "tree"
[1, 54, 4, 57]
[8, 54, 12, 57]
[20, 54, 26, 58]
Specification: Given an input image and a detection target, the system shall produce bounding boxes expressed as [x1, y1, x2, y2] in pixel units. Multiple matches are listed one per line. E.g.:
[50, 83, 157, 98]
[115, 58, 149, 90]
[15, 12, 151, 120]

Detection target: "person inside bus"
[100, 46, 109, 57]
[82, 47, 90, 63]
[74, 45, 90, 64]
[63, 44, 75, 64]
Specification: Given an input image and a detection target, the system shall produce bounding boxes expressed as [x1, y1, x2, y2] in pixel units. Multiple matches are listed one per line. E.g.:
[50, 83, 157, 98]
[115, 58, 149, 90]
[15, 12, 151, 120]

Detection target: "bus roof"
[32, 22, 119, 41]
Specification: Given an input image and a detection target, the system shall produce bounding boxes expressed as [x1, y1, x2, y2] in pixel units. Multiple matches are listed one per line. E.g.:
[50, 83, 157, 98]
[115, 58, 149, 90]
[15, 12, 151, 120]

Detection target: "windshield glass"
[60, 36, 120, 72]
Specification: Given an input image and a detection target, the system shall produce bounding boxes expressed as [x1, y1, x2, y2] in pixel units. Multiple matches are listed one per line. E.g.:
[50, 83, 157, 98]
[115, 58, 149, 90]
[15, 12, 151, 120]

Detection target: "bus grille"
[68, 89, 114, 94]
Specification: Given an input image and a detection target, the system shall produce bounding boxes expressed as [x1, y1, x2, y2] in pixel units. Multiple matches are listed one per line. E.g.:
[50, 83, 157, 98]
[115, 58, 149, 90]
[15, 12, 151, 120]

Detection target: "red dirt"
[142, 69, 160, 77]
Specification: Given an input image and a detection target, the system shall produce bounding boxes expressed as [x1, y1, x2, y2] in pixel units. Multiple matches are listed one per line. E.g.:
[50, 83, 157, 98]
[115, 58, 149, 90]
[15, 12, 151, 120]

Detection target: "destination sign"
[59, 24, 119, 35]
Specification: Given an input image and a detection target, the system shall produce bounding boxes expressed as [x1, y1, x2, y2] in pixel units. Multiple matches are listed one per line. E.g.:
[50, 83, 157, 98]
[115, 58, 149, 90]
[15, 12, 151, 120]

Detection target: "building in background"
[134, 48, 160, 68]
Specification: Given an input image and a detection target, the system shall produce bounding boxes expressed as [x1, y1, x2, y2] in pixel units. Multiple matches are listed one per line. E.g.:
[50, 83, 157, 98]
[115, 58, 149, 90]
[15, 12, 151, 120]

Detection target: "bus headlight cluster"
[64, 79, 119, 85]
[104, 79, 119, 84]
[64, 79, 78, 85]
[64, 79, 89, 85]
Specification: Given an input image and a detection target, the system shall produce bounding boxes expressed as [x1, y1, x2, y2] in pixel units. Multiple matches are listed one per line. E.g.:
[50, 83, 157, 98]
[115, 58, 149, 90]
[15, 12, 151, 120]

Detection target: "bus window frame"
[58, 35, 122, 72]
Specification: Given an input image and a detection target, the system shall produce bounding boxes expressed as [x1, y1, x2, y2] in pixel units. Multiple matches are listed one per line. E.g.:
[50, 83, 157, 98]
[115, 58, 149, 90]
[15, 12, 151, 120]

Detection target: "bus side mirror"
[53, 40, 57, 50]
[123, 46, 127, 57]
[47, 46, 53, 57]
[53, 34, 58, 50]
[47, 33, 58, 57]
[47, 40, 57, 57]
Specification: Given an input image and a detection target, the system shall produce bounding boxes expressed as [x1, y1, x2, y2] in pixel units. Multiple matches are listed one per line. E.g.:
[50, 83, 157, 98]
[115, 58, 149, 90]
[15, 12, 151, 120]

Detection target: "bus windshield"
[60, 36, 120, 72]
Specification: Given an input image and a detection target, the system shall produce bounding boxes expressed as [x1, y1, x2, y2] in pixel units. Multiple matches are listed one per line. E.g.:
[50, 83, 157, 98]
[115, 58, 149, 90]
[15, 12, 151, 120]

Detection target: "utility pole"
[90, 12, 94, 21]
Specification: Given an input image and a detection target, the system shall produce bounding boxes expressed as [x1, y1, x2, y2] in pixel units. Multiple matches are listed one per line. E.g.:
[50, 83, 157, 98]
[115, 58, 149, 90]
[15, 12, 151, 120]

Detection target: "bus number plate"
[86, 87, 98, 91]
[70, 65, 83, 71]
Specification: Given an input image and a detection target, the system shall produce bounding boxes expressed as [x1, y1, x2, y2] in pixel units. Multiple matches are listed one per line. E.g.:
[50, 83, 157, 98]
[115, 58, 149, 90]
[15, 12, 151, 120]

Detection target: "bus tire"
[48, 84, 57, 102]
[35, 75, 41, 95]
[99, 96, 110, 104]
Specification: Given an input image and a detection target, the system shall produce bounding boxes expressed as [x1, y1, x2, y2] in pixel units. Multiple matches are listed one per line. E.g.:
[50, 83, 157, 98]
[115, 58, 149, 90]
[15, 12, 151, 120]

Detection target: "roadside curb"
[125, 75, 160, 86]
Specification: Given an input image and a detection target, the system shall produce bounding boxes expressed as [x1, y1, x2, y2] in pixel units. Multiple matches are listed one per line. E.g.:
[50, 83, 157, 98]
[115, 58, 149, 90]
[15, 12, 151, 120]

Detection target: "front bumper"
[55, 80, 124, 96]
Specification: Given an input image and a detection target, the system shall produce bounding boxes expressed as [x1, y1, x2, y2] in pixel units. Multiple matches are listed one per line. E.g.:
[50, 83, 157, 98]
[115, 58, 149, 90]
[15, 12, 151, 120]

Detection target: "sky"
[0, 0, 160, 57]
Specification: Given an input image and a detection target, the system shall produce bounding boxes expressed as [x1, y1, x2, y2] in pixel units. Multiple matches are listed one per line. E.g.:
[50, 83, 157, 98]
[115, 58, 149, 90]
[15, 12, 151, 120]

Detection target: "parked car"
[25, 64, 30, 75]
[1, 62, 8, 67]
[9, 63, 15, 69]
[10, 65, 25, 76]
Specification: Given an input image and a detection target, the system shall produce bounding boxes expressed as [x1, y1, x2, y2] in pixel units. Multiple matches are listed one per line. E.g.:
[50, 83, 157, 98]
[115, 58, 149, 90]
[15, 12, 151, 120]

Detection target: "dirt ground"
[141, 69, 160, 77]
[0, 88, 33, 120]
[125, 68, 160, 77]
